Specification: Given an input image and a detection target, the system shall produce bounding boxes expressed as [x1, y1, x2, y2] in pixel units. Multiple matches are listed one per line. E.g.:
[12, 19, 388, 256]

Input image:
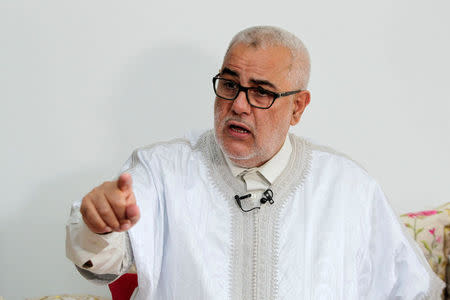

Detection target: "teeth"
[231, 126, 249, 133]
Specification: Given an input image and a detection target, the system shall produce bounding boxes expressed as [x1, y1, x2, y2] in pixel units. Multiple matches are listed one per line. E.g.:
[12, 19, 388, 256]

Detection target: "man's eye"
[256, 87, 270, 97]
[223, 81, 237, 89]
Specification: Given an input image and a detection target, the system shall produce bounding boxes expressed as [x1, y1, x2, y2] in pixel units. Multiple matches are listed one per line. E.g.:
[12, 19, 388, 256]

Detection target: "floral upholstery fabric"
[400, 203, 450, 298]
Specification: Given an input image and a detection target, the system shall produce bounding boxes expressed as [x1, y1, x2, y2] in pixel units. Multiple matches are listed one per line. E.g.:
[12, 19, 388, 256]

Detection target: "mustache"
[223, 117, 255, 132]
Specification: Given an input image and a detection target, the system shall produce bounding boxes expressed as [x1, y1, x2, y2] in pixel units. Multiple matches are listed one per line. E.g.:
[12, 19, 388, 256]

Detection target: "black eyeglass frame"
[212, 74, 303, 109]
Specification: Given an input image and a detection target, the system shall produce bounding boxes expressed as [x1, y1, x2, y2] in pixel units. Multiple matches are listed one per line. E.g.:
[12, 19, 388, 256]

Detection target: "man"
[66, 26, 444, 299]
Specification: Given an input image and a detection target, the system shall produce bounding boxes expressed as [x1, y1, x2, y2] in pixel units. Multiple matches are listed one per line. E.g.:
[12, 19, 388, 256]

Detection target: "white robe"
[121, 130, 443, 300]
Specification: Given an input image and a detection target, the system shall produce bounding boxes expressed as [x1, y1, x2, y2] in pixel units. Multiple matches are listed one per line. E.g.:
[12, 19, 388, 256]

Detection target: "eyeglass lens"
[214, 78, 274, 108]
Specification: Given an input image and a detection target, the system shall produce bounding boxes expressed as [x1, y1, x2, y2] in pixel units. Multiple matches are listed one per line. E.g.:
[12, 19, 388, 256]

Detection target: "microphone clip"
[260, 189, 274, 205]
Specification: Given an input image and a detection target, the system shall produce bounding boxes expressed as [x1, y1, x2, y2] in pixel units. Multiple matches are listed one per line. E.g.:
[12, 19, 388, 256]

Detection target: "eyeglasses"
[212, 74, 302, 109]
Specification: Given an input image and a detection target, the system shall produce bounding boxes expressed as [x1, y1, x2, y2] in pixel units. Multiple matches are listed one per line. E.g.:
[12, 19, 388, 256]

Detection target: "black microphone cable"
[234, 194, 259, 212]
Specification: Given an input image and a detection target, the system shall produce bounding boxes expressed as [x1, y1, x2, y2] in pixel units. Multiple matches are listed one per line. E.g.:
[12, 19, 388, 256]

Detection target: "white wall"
[1, 0, 449, 298]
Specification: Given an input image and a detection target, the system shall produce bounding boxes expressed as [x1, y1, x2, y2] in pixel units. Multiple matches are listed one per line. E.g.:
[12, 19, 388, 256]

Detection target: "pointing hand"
[80, 173, 140, 234]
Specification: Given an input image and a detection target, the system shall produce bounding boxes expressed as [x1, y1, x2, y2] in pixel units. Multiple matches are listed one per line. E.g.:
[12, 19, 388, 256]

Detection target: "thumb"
[126, 204, 140, 225]
[117, 173, 133, 193]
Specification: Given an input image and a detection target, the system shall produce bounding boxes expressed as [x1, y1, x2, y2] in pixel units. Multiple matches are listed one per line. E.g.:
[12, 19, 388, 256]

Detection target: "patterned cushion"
[400, 203, 450, 282]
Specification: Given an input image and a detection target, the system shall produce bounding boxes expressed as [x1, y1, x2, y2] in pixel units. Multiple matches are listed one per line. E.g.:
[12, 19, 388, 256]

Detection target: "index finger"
[117, 173, 133, 194]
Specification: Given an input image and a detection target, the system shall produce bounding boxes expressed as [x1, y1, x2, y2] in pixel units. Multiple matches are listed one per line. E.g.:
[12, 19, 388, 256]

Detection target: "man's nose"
[231, 90, 252, 115]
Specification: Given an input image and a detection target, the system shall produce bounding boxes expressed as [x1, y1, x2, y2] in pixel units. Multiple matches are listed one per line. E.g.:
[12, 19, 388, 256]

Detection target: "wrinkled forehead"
[221, 43, 294, 87]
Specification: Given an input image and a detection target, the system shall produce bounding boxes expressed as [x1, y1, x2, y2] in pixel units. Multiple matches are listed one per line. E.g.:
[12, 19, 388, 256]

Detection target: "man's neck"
[225, 134, 292, 184]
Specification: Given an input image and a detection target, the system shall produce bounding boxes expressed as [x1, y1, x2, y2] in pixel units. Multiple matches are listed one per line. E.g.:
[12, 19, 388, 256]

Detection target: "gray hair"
[225, 26, 311, 89]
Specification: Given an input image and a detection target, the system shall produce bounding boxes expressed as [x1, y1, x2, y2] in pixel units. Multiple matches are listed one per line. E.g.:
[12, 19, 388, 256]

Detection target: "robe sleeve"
[364, 182, 445, 300]
[122, 148, 166, 295]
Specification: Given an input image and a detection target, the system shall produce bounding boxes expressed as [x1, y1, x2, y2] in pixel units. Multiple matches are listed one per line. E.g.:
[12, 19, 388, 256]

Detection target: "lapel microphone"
[234, 188, 274, 212]
[260, 188, 274, 204]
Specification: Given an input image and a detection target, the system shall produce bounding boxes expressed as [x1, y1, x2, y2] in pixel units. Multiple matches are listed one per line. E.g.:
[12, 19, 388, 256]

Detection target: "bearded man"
[66, 26, 444, 299]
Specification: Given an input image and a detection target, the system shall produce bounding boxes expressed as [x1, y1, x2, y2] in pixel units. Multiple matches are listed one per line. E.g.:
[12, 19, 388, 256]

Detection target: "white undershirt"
[66, 135, 292, 275]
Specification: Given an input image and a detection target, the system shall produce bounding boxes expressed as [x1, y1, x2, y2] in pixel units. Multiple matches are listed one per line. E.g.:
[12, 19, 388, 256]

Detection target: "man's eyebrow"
[249, 79, 277, 90]
[220, 67, 278, 90]
[220, 68, 239, 77]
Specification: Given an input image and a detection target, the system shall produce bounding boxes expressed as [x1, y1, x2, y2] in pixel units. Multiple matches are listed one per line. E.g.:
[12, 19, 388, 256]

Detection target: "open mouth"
[229, 124, 250, 134]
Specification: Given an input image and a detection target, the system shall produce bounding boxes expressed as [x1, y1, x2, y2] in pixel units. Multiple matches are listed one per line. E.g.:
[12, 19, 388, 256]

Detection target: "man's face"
[214, 43, 310, 168]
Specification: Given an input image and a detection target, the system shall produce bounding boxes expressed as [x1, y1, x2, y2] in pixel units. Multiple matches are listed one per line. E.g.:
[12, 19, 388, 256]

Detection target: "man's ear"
[290, 90, 311, 126]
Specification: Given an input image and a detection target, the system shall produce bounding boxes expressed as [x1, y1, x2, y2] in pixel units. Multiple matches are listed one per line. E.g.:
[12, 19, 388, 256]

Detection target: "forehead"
[221, 43, 293, 86]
